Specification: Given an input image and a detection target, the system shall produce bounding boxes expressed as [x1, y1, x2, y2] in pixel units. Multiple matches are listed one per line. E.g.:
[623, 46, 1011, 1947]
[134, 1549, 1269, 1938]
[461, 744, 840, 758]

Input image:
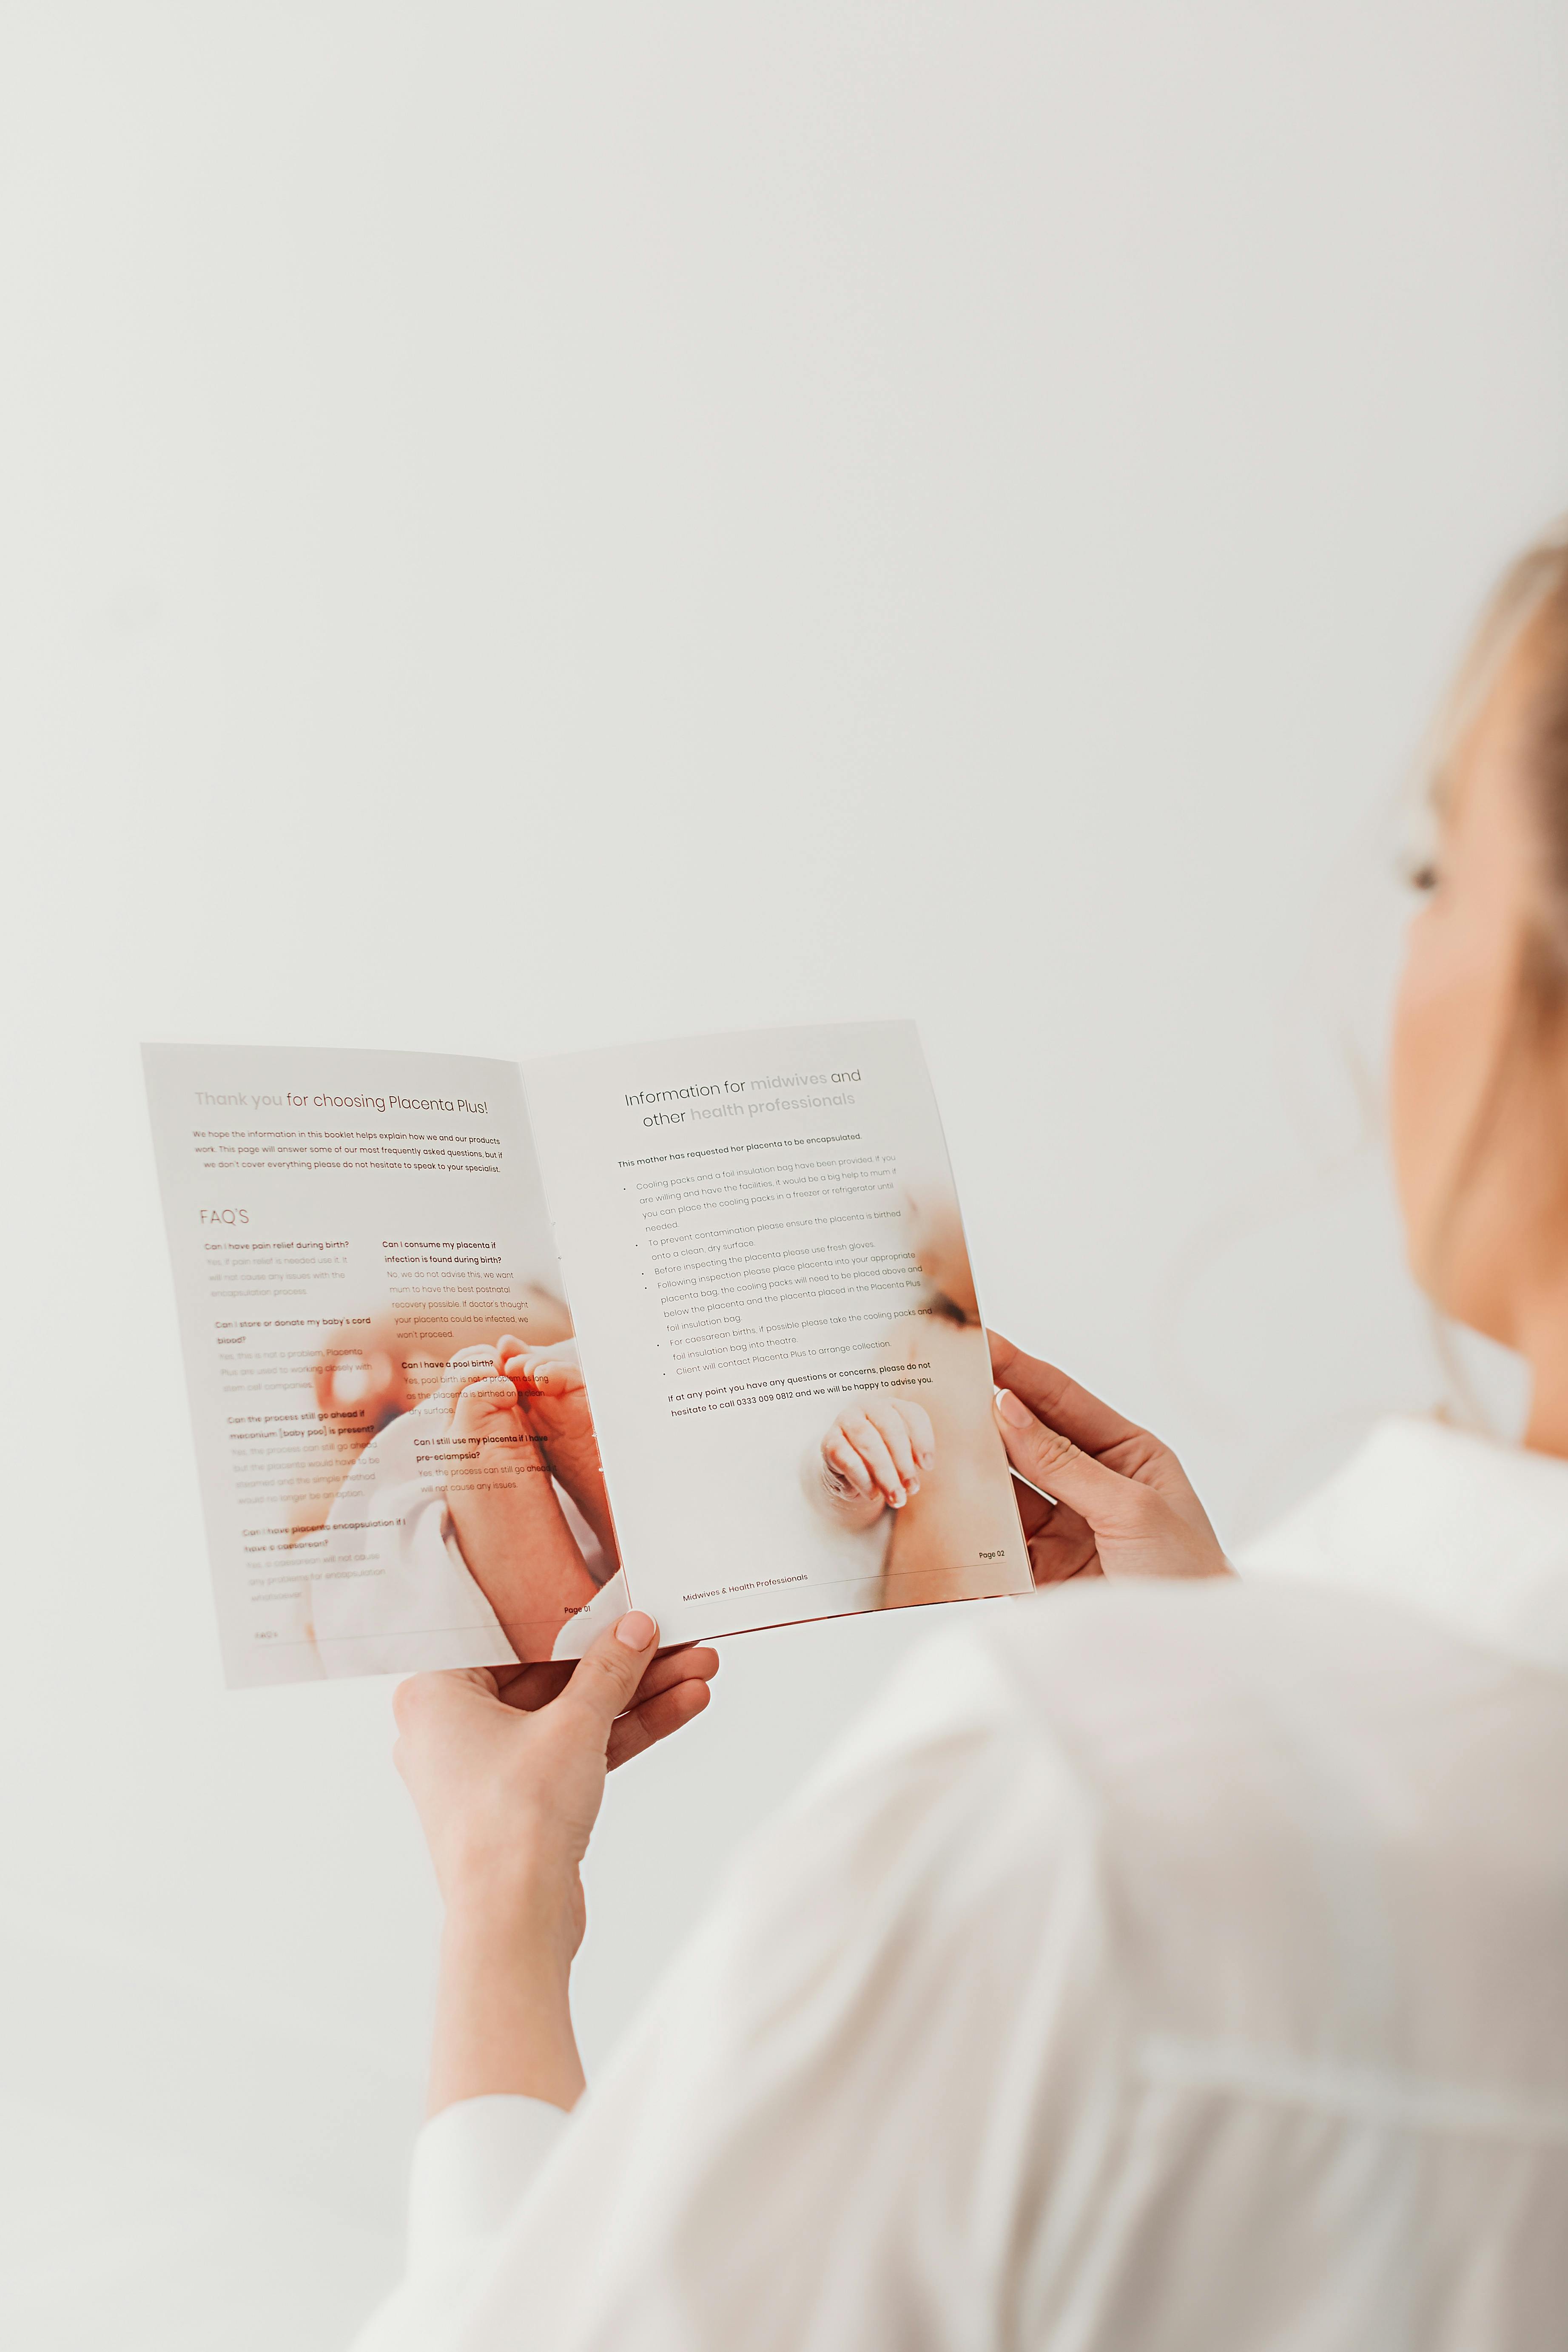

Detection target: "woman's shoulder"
[1237, 1412, 1568, 1677]
[762, 1581, 1451, 1903]
[654, 1576, 1568, 2234]
[778, 1569, 1546, 1847]
[798, 1571, 1568, 1919]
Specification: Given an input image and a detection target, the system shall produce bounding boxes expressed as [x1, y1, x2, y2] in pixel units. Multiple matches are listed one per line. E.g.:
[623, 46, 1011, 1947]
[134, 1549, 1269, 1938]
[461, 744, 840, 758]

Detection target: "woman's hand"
[988, 1332, 1230, 1584]
[393, 1614, 718, 2113]
[395, 1614, 716, 1900]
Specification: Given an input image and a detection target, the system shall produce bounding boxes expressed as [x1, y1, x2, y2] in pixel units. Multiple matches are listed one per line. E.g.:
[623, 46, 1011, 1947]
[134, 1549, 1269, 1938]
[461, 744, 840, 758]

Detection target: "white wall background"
[2, 5, 1565, 2343]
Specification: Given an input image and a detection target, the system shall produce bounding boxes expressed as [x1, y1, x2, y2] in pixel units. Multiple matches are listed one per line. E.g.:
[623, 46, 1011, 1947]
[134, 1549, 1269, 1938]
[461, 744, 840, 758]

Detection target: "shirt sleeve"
[350, 2098, 570, 2352]
[350, 1623, 1101, 2352]
[408, 2096, 572, 2272]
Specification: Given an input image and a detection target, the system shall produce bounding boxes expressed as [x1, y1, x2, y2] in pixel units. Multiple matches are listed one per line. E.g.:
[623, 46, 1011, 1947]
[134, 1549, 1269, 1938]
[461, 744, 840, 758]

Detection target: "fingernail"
[905, 1478, 919, 1495]
[889, 1488, 906, 1507]
[615, 1610, 657, 1650]
[994, 1388, 1033, 1429]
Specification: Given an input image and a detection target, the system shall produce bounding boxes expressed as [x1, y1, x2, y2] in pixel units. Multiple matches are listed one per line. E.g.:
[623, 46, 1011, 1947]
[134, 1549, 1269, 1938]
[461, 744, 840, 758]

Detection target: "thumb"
[559, 1611, 660, 1741]
[993, 1388, 1146, 1535]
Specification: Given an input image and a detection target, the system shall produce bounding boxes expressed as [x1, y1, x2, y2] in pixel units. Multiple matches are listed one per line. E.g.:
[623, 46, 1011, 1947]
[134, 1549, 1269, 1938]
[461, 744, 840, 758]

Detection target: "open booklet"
[144, 1022, 1033, 1687]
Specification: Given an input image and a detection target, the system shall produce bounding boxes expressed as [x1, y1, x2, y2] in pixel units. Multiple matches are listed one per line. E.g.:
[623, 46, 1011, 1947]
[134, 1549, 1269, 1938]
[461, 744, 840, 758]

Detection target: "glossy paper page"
[522, 1020, 1031, 1646]
[143, 1044, 620, 1684]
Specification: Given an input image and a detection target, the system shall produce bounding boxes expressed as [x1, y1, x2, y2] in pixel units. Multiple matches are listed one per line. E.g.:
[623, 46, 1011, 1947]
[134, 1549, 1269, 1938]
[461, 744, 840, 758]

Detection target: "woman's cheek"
[1389, 915, 1467, 1285]
[1389, 898, 1516, 1296]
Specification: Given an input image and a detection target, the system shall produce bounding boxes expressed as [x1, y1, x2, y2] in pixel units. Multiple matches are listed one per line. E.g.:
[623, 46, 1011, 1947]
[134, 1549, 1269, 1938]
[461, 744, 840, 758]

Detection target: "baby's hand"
[499, 1336, 585, 1400]
[436, 1345, 529, 1442]
[449, 1372, 530, 1440]
[820, 1393, 936, 1514]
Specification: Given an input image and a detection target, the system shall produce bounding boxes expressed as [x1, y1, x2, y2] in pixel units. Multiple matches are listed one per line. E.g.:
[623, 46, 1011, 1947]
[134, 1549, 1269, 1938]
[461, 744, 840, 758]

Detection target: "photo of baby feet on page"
[312, 1316, 630, 1675]
[429, 1337, 619, 1666]
[143, 1044, 627, 1686]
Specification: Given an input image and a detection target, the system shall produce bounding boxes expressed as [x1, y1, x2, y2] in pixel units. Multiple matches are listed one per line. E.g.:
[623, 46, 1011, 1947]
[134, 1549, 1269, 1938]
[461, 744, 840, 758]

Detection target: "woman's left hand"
[989, 1331, 1231, 1584]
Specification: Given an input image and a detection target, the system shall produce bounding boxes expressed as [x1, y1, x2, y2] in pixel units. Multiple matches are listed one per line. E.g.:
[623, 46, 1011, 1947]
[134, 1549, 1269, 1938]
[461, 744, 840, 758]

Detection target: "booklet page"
[522, 1020, 1031, 1646]
[144, 1044, 624, 1687]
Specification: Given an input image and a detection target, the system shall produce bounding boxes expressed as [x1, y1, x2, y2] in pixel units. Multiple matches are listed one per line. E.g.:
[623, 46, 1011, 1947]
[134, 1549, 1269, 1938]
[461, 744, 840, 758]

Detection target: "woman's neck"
[1519, 1280, 1568, 1456]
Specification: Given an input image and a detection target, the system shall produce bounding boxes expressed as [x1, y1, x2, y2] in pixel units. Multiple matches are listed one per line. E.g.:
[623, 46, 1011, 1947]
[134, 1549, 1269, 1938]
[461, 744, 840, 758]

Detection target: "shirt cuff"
[407, 2094, 572, 2277]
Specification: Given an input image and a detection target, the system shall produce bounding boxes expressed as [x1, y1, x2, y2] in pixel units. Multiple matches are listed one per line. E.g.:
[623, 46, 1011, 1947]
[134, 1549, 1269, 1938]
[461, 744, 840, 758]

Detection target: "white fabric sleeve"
[350, 2098, 571, 2352]
[350, 1624, 1096, 2352]
[407, 2096, 572, 2275]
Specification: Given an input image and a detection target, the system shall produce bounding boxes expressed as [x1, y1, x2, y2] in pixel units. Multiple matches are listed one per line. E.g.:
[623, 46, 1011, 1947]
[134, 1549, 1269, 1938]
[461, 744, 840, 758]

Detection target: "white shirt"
[353, 1415, 1568, 2349]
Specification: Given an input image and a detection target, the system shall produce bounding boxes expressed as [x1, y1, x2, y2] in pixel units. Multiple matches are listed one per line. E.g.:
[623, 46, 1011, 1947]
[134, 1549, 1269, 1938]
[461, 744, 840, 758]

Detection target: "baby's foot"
[498, 1336, 620, 1570]
[438, 1346, 600, 1661]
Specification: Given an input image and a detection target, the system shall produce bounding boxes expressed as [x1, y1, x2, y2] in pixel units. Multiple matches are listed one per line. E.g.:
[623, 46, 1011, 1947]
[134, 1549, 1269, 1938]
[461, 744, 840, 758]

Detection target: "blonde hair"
[1431, 522, 1568, 1004]
[1420, 524, 1568, 1387]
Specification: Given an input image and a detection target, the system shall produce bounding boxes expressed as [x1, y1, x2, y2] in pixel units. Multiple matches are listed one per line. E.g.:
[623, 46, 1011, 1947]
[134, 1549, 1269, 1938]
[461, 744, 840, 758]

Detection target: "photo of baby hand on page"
[522, 1020, 1033, 1645]
[809, 1175, 1019, 1607]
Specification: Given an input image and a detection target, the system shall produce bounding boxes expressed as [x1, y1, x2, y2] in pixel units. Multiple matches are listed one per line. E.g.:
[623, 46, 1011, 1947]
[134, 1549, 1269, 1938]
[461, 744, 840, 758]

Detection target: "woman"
[355, 528, 1568, 2349]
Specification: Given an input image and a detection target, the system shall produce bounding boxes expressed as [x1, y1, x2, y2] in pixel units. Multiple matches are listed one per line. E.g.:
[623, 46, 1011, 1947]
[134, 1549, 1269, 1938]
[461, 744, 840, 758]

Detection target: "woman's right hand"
[988, 1332, 1230, 1584]
[393, 1613, 717, 2114]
